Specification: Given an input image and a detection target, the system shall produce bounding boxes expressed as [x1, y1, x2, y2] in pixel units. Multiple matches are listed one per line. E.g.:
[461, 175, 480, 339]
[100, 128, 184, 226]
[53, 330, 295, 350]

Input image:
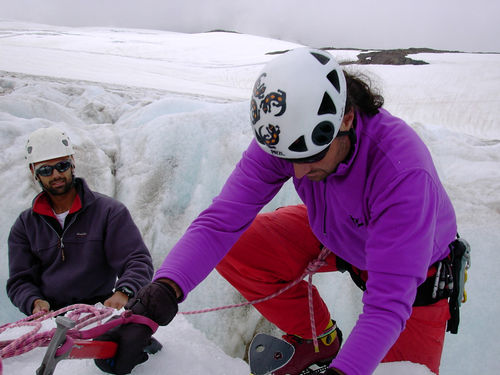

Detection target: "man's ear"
[340, 109, 355, 131]
[29, 164, 38, 180]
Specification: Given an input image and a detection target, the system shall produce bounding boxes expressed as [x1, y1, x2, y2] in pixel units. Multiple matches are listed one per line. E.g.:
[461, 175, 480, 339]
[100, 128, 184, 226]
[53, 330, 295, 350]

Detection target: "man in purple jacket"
[101, 48, 458, 375]
[7, 127, 153, 316]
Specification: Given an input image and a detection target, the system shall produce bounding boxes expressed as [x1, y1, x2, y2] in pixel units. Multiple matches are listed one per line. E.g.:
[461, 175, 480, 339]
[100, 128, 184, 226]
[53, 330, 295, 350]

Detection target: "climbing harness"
[335, 236, 471, 333]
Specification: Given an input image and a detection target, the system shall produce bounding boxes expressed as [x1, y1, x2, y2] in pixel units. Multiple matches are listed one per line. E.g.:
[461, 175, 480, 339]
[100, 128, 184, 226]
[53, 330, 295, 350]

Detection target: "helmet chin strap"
[30, 162, 40, 188]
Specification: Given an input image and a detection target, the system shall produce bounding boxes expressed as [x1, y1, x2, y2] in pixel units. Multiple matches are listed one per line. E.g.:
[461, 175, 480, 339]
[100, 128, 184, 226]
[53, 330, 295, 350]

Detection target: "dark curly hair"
[344, 71, 384, 116]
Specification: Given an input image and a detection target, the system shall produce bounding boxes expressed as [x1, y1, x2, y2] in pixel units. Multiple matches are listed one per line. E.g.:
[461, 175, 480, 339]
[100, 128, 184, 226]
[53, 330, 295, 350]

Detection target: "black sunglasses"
[35, 160, 73, 177]
[285, 145, 331, 164]
[284, 130, 352, 164]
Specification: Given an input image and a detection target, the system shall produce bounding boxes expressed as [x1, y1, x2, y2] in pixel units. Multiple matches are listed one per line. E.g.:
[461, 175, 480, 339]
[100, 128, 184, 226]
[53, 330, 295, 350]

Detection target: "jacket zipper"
[40, 213, 79, 262]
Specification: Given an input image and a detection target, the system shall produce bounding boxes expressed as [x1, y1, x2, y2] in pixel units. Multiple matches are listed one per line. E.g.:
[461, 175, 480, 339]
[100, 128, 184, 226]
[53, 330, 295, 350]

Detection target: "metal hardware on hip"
[431, 258, 453, 300]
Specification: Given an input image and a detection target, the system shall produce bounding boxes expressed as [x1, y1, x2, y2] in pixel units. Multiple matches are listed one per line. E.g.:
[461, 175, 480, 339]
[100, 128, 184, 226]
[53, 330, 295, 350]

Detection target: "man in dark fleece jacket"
[7, 127, 153, 315]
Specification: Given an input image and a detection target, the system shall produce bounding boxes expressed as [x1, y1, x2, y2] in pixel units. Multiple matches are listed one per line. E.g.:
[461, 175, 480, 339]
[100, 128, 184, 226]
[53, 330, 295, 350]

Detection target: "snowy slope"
[1, 21, 499, 375]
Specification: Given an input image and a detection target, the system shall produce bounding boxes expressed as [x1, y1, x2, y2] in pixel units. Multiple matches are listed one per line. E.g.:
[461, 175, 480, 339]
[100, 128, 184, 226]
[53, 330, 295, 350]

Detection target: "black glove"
[94, 281, 179, 374]
[94, 323, 152, 375]
[125, 280, 179, 325]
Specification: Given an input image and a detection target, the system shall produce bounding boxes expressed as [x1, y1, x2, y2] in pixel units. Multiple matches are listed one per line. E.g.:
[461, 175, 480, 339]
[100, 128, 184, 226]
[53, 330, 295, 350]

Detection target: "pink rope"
[0, 303, 114, 373]
[180, 247, 332, 352]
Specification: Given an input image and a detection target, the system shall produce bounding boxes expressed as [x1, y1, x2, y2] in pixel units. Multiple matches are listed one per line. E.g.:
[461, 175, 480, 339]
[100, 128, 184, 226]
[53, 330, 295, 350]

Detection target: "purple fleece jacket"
[7, 178, 153, 315]
[155, 108, 457, 375]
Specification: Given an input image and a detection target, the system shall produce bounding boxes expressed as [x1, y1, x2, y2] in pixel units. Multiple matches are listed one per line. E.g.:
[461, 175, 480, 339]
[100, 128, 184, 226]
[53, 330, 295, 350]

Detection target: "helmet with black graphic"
[25, 127, 74, 166]
[250, 47, 347, 160]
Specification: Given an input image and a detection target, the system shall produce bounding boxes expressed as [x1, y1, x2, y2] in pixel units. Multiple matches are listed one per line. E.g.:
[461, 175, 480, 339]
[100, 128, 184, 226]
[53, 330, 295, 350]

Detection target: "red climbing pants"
[216, 204, 449, 374]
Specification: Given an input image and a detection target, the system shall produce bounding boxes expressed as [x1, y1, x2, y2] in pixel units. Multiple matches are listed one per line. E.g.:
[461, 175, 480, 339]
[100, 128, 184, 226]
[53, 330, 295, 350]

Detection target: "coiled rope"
[0, 304, 114, 374]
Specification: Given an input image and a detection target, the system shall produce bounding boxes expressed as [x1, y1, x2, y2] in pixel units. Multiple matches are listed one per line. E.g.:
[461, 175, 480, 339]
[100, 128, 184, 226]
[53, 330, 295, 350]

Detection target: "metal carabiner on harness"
[457, 238, 471, 306]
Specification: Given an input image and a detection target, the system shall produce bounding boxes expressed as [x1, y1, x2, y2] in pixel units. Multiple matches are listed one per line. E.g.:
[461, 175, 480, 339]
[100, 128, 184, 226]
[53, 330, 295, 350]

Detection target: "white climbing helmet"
[250, 47, 347, 160]
[25, 127, 74, 165]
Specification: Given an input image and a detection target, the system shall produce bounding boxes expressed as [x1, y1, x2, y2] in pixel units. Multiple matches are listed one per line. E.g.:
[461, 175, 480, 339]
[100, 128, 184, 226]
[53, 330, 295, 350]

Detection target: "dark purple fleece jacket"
[7, 178, 153, 315]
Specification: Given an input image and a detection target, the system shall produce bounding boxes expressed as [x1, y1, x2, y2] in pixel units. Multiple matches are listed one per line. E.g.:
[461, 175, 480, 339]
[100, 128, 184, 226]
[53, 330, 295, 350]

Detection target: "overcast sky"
[1, 0, 499, 53]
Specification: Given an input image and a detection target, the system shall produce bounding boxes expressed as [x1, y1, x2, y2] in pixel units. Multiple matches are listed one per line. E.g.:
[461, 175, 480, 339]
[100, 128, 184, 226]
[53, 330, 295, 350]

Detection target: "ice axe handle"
[70, 336, 162, 359]
[68, 340, 118, 359]
[36, 316, 76, 375]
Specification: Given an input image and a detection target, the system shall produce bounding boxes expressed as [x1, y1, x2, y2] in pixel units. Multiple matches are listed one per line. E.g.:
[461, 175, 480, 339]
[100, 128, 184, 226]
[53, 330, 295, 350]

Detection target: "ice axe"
[36, 315, 162, 375]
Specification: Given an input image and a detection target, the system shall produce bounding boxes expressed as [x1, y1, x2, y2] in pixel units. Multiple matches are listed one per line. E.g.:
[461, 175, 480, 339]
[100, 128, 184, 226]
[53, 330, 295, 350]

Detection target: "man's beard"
[40, 175, 75, 195]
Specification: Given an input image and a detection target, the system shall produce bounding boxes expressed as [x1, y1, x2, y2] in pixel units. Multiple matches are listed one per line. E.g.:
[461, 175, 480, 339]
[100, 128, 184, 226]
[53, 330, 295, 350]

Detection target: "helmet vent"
[312, 121, 335, 146]
[318, 92, 337, 115]
[288, 135, 308, 152]
[310, 52, 330, 65]
[327, 70, 341, 92]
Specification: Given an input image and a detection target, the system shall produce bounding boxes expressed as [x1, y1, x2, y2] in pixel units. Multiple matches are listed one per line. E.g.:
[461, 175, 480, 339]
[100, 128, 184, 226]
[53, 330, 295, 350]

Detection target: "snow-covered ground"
[0, 21, 499, 375]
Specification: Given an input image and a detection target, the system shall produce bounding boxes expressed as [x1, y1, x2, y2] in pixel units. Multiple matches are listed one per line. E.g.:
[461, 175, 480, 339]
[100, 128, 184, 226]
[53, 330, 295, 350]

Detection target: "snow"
[1, 20, 499, 375]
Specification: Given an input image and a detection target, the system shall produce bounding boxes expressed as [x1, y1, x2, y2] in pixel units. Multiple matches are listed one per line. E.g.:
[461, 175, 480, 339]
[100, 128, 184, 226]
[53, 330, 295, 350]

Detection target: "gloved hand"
[93, 323, 152, 375]
[94, 281, 179, 374]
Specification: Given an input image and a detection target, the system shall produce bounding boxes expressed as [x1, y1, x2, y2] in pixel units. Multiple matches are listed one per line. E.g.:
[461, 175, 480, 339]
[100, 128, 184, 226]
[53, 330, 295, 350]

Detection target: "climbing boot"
[273, 320, 343, 375]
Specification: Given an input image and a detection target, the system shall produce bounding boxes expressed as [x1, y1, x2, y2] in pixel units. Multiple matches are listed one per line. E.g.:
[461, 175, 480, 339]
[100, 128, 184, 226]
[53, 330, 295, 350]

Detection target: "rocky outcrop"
[267, 47, 462, 65]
